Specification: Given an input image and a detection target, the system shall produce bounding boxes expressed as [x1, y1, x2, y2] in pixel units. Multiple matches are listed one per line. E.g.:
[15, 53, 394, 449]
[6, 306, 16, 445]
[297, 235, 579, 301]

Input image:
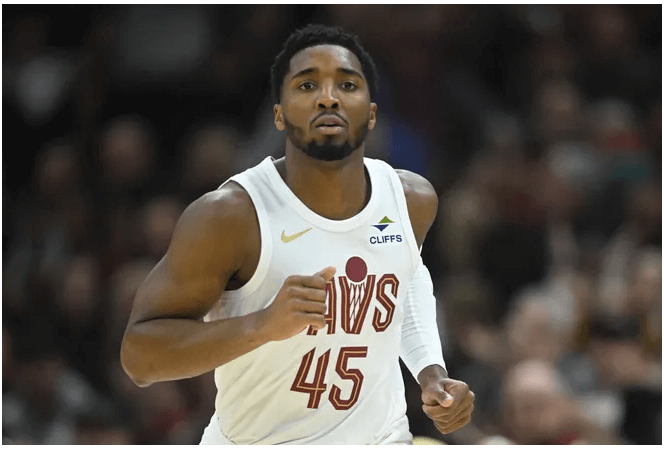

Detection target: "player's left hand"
[421, 377, 475, 435]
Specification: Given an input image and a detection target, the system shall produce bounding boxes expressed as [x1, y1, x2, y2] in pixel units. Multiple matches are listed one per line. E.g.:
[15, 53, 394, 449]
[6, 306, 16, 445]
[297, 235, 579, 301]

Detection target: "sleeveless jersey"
[203, 156, 421, 444]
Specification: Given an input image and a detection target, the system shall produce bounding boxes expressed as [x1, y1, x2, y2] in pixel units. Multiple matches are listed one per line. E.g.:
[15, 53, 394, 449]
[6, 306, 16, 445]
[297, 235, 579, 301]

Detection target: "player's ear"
[274, 104, 286, 131]
[368, 103, 377, 130]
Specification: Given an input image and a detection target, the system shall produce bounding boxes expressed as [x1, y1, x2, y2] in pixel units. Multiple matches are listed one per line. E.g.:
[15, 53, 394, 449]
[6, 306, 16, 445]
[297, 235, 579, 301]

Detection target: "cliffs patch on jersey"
[370, 215, 402, 245]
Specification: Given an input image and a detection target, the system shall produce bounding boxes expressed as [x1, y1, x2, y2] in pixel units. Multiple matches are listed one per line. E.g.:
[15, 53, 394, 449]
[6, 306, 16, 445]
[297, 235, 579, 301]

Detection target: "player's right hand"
[259, 266, 336, 341]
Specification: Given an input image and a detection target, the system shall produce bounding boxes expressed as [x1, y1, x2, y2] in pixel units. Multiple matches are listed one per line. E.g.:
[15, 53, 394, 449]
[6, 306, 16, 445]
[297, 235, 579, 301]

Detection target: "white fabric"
[199, 413, 412, 445]
[199, 414, 235, 444]
[202, 156, 422, 444]
[400, 260, 447, 382]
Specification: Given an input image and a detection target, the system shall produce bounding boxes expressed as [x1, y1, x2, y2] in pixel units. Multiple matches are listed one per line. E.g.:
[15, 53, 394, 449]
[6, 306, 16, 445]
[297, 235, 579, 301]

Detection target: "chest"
[274, 211, 412, 277]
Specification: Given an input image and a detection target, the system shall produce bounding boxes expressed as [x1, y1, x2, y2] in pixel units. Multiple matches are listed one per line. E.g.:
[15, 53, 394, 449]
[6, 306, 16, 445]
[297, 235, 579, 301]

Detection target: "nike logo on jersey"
[281, 227, 313, 243]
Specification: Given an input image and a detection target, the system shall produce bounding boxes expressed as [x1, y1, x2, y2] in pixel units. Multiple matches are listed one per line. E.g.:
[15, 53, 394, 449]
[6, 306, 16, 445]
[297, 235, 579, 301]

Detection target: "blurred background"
[2, 4, 661, 445]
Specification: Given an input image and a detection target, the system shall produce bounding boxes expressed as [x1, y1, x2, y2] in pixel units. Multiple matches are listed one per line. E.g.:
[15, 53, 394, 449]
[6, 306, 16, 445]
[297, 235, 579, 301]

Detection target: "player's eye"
[341, 82, 357, 91]
[299, 82, 315, 91]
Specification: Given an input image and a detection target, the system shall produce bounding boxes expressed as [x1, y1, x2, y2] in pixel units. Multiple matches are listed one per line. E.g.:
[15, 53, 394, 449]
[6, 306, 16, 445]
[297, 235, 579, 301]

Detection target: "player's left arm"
[397, 169, 475, 435]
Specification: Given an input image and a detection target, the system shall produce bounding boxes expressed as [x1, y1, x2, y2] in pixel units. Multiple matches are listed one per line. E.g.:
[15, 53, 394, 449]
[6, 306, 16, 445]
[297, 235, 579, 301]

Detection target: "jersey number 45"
[290, 346, 367, 410]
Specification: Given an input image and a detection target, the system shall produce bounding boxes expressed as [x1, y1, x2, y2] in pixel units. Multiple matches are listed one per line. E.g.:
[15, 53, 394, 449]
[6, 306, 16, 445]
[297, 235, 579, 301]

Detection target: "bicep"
[127, 189, 248, 325]
[128, 255, 228, 325]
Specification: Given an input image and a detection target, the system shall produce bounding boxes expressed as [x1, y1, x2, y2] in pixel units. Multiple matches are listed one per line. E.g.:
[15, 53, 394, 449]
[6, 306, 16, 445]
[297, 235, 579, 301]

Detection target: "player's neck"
[277, 147, 370, 221]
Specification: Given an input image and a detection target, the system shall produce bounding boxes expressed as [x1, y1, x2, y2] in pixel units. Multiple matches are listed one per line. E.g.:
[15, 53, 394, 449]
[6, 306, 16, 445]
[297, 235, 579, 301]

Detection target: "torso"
[203, 156, 431, 444]
[225, 157, 432, 291]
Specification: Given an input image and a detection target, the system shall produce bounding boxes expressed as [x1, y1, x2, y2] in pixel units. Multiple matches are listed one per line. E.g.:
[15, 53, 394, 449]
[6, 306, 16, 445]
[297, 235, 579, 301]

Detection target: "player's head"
[270, 24, 379, 162]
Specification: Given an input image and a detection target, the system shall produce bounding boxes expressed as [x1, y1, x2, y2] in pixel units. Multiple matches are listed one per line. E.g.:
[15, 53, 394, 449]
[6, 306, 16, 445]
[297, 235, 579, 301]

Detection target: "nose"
[317, 82, 339, 109]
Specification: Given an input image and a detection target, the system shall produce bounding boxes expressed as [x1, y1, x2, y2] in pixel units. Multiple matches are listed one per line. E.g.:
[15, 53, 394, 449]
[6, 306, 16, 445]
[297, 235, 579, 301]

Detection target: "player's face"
[274, 45, 377, 161]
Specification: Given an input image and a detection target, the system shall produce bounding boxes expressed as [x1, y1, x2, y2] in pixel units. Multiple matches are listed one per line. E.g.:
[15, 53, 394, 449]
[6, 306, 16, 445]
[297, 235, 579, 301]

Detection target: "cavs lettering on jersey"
[203, 157, 421, 444]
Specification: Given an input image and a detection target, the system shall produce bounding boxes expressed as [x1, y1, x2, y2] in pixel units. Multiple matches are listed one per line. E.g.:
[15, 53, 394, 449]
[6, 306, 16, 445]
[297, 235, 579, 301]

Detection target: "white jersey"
[202, 156, 421, 445]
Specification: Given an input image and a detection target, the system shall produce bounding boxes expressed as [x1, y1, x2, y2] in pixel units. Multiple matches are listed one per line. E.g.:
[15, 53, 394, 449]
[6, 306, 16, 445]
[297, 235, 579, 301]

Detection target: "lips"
[313, 115, 345, 128]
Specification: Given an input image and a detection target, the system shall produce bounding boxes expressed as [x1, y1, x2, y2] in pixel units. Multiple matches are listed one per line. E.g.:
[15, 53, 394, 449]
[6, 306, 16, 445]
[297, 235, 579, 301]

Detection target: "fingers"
[297, 311, 325, 330]
[422, 403, 452, 420]
[431, 406, 473, 435]
[293, 298, 327, 315]
[423, 387, 474, 434]
[277, 268, 336, 334]
[446, 382, 470, 410]
[315, 266, 336, 282]
[422, 392, 473, 420]
[425, 390, 475, 436]
[434, 416, 471, 435]
[286, 285, 327, 303]
[289, 276, 324, 290]
[284, 285, 328, 318]
[436, 410, 472, 434]
[285, 267, 336, 291]
[439, 392, 454, 408]
[290, 285, 327, 328]
[297, 267, 336, 288]
[286, 275, 323, 290]
[445, 401, 474, 426]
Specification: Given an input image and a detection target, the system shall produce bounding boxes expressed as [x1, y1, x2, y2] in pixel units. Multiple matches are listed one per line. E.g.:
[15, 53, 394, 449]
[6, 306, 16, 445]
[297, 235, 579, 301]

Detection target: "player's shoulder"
[173, 181, 256, 243]
[394, 169, 438, 220]
[189, 181, 253, 217]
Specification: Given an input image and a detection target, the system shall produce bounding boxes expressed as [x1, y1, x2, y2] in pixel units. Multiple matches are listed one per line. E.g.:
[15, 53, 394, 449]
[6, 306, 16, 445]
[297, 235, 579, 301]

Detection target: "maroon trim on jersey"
[373, 274, 398, 332]
[290, 348, 331, 409]
[339, 275, 376, 334]
[329, 346, 368, 410]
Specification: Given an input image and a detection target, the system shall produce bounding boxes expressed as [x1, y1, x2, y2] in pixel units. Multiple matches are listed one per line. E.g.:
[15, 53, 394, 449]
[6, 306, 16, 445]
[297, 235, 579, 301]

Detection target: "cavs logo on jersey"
[307, 256, 398, 336]
[370, 215, 403, 245]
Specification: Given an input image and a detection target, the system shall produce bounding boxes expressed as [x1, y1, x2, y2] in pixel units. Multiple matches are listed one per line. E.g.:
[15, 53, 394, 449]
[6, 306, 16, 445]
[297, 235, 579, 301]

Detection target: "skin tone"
[121, 43, 473, 439]
[273, 44, 377, 220]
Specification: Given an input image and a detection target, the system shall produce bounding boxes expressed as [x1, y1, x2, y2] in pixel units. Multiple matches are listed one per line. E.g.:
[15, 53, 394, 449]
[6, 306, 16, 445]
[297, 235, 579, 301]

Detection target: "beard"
[284, 117, 370, 162]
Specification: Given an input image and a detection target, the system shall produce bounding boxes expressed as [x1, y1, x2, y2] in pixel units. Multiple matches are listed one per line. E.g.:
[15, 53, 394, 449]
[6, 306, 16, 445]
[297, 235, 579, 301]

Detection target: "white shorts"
[199, 414, 412, 445]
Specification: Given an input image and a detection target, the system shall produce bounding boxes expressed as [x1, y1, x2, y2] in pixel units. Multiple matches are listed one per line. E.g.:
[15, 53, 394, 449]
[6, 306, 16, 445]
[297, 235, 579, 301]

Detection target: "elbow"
[133, 379, 152, 388]
[120, 335, 153, 388]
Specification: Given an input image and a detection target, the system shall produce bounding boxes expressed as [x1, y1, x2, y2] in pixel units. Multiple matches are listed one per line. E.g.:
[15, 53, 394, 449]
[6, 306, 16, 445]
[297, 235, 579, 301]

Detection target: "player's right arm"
[121, 183, 334, 387]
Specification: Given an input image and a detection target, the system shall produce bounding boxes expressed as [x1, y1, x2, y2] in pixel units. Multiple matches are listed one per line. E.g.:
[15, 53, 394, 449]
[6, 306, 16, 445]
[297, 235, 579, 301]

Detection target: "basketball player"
[121, 24, 474, 444]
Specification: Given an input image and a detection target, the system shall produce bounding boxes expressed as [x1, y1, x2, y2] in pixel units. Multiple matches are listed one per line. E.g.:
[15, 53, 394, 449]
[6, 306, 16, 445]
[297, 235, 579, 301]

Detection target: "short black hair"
[270, 24, 379, 104]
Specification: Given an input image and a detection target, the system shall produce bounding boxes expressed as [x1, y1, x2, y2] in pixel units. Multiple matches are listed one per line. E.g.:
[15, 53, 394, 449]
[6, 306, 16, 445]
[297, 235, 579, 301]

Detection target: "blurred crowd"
[2, 5, 661, 445]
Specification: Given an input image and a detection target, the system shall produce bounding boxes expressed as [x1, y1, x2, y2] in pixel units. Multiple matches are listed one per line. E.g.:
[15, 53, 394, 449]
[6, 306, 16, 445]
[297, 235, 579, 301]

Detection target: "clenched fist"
[259, 266, 336, 341]
[419, 366, 475, 435]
